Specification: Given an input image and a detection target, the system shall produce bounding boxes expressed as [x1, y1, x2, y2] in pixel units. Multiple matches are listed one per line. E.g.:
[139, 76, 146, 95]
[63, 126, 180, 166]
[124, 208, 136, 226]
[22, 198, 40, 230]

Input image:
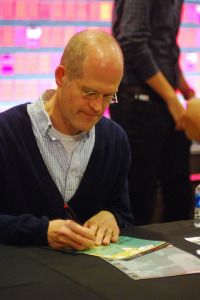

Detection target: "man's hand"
[47, 219, 95, 250]
[166, 97, 185, 130]
[83, 211, 120, 246]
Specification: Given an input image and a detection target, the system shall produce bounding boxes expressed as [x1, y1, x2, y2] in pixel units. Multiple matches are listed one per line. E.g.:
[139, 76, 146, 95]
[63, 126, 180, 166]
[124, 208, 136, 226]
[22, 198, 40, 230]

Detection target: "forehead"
[82, 52, 123, 86]
[79, 67, 121, 95]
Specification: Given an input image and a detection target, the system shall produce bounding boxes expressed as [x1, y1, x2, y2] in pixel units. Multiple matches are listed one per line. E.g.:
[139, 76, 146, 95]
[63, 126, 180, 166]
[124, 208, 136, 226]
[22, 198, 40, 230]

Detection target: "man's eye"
[88, 91, 98, 95]
[83, 89, 96, 95]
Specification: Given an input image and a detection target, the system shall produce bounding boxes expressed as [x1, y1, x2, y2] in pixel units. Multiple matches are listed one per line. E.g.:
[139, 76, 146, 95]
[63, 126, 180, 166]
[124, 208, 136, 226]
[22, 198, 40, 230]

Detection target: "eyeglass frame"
[64, 66, 118, 104]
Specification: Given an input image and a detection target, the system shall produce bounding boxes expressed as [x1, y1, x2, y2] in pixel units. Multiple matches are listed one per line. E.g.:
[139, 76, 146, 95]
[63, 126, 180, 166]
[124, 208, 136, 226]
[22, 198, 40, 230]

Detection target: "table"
[1, 220, 200, 300]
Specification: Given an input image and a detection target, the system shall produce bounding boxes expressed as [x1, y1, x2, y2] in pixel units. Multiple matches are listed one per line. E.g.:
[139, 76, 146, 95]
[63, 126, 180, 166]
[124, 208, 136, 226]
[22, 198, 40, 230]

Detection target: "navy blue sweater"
[0, 104, 133, 246]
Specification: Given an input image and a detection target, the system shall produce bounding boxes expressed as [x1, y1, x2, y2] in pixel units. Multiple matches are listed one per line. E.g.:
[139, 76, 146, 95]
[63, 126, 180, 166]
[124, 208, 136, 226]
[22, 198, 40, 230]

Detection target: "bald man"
[0, 30, 133, 249]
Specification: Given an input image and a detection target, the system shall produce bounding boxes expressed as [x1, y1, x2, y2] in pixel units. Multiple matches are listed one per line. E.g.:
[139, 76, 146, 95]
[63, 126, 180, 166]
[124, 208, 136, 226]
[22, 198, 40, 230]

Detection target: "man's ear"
[55, 65, 67, 87]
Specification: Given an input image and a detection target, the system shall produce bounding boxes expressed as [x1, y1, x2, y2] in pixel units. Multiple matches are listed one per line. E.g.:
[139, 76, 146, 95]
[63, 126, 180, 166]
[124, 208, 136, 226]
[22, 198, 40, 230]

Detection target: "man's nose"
[89, 97, 104, 112]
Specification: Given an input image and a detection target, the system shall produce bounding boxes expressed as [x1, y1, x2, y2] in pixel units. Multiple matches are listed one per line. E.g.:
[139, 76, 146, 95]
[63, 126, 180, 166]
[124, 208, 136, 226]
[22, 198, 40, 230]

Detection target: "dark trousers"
[110, 92, 192, 225]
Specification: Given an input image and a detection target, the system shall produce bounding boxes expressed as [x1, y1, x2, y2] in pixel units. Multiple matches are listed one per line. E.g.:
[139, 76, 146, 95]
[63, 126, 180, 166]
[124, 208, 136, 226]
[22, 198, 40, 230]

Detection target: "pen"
[64, 204, 82, 225]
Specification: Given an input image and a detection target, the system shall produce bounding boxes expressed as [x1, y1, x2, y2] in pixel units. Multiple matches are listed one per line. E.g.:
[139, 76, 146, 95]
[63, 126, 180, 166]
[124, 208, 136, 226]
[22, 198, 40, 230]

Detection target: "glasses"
[65, 67, 118, 104]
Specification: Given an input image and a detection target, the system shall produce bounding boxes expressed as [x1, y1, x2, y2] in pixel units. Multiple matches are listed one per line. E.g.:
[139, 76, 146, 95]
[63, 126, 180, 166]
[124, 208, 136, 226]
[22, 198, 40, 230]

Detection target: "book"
[77, 236, 168, 260]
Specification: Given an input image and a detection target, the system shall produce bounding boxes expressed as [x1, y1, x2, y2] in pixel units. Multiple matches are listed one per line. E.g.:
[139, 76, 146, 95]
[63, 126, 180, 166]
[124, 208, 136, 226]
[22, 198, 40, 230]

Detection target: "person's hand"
[83, 210, 120, 246]
[166, 96, 185, 130]
[181, 97, 200, 142]
[47, 219, 95, 250]
[183, 89, 195, 100]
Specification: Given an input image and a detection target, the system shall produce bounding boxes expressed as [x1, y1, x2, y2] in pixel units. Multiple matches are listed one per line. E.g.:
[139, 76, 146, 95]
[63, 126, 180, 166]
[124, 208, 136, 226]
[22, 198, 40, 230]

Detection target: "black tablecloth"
[1, 220, 200, 300]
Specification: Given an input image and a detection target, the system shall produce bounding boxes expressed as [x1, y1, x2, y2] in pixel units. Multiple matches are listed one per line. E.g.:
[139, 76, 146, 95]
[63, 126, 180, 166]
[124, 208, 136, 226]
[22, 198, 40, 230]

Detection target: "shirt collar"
[32, 89, 93, 139]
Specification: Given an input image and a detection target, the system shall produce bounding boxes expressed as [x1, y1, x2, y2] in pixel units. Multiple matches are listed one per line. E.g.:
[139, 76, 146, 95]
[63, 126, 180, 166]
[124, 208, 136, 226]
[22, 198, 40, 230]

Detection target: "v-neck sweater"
[0, 104, 133, 246]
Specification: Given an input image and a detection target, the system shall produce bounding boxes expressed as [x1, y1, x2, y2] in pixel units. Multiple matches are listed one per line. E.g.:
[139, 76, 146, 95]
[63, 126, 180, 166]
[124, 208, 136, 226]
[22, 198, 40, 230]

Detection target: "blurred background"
[0, 0, 200, 112]
[0, 0, 113, 111]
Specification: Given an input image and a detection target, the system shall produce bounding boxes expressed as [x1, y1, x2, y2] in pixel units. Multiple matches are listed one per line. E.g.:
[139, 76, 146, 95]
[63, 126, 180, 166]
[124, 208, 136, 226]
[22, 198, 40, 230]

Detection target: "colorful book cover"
[77, 236, 168, 260]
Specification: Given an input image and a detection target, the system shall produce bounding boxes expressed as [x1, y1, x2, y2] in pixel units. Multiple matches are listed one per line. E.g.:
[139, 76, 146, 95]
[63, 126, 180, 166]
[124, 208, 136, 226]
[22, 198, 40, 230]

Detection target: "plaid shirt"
[27, 90, 95, 203]
[112, 0, 183, 88]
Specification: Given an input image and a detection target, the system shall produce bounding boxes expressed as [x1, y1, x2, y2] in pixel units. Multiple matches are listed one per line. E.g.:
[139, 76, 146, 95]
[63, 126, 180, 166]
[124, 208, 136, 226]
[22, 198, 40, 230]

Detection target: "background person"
[0, 30, 133, 249]
[110, 0, 194, 225]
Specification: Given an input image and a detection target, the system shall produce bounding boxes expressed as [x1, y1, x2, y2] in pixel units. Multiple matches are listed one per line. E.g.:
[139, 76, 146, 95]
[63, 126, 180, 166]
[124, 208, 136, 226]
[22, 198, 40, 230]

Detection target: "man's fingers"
[95, 226, 119, 246]
[48, 219, 95, 250]
[110, 227, 120, 243]
[102, 227, 120, 245]
[66, 220, 96, 240]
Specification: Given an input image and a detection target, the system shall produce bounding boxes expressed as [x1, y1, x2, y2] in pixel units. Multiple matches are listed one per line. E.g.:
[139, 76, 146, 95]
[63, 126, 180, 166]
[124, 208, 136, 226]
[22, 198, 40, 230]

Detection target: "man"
[110, 0, 194, 225]
[0, 30, 133, 249]
[182, 98, 200, 143]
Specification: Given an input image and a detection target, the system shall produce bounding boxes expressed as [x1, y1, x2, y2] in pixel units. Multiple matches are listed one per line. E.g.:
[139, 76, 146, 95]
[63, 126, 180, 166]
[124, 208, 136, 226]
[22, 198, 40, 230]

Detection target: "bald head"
[60, 30, 124, 79]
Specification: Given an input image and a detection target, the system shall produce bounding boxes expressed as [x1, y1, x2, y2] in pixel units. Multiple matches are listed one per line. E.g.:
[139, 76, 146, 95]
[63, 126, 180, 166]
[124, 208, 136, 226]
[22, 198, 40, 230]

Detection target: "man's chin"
[79, 120, 99, 132]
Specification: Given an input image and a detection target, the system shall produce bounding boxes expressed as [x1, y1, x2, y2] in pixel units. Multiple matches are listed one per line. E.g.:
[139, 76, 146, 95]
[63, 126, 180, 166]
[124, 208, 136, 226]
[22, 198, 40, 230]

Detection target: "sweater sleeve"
[0, 105, 52, 247]
[0, 214, 49, 246]
[103, 125, 134, 228]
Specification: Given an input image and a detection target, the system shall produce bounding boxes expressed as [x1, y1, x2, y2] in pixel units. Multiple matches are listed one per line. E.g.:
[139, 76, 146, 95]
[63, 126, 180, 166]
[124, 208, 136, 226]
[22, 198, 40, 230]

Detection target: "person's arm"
[146, 73, 196, 129]
[117, 0, 185, 130]
[0, 162, 95, 249]
[0, 212, 95, 249]
[0, 214, 49, 246]
[146, 72, 185, 130]
[181, 98, 200, 142]
[119, 0, 158, 81]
